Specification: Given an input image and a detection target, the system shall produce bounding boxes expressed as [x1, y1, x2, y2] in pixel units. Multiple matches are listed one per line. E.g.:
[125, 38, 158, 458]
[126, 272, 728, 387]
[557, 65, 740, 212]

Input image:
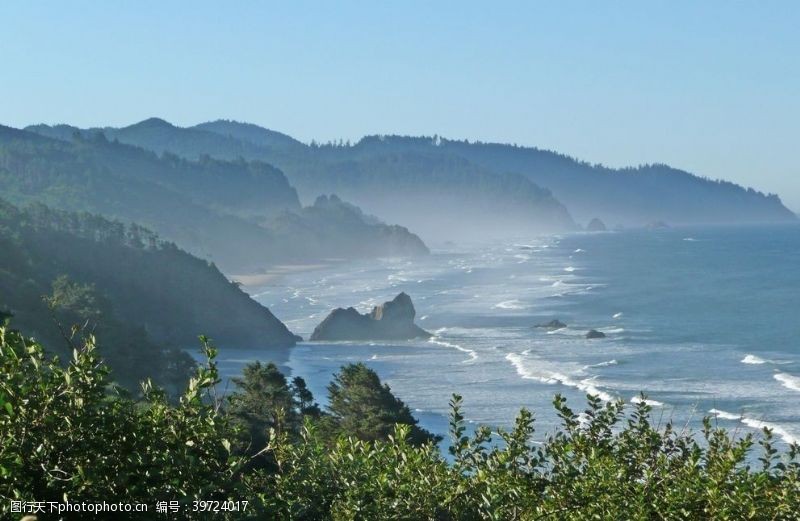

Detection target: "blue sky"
[2, 1, 799, 209]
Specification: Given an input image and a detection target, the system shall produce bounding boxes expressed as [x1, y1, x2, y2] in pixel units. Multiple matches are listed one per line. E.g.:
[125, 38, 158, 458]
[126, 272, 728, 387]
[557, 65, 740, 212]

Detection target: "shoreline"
[230, 263, 332, 291]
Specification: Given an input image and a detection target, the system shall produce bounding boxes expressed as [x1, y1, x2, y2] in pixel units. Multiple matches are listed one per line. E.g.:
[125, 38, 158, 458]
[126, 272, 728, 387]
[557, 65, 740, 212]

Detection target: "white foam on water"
[612, 312, 623, 319]
[683, 237, 698, 242]
[370, 354, 378, 360]
[709, 409, 798, 444]
[709, 409, 742, 420]
[564, 266, 577, 272]
[429, 336, 479, 364]
[741, 418, 799, 445]
[602, 327, 625, 334]
[494, 299, 527, 310]
[574, 248, 585, 253]
[630, 396, 664, 407]
[584, 360, 618, 369]
[505, 353, 615, 402]
[774, 372, 800, 393]
[741, 354, 766, 364]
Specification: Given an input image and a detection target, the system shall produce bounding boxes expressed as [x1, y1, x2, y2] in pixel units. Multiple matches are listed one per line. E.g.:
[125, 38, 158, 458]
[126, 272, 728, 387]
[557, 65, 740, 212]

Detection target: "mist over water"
[222, 224, 800, 445]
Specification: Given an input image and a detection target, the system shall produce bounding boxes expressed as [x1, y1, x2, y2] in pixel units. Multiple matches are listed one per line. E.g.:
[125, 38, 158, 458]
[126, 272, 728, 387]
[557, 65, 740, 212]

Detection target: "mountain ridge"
[25, 119, 794, 231]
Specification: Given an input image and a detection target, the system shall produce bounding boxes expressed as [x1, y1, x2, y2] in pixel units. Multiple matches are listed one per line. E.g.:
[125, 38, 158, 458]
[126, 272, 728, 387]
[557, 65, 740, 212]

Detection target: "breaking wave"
[506, 353, 614, 402]
[429, 336, 479, 364]
[774, 372, 800, 393]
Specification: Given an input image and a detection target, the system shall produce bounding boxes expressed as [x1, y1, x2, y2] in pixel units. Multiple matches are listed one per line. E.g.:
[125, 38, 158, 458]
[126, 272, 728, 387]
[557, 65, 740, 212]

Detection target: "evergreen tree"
[326, 363, 440, 445]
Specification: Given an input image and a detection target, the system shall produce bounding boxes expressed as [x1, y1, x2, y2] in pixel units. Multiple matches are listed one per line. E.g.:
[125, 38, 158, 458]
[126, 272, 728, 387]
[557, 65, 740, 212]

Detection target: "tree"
[326, 363, 440, 445]
[291, 376, 321, 418]
[227, 362, 301, 457]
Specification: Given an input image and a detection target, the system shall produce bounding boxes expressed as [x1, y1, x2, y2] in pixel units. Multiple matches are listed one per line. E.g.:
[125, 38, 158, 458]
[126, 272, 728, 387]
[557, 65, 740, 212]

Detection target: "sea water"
[221, 224, 800, 446]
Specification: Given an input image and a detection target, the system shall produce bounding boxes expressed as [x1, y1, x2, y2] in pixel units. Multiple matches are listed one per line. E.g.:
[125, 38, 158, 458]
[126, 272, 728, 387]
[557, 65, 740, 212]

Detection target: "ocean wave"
[741, 354, 766, 365]
[774, 372, 800, 393]
[601, 327, 625, 334]
[506, 353, 614, 402]
[551, 280, 564, 287]
[683, 237, 698, 242]
[583, 360, 618, 369]
[709, 409, 798, 444]
[741, 418, 798, 445]
[574, 248, 585, 253]
[612, 312, 623, 319]
[563, 266, 577, 272]
[429, 337, 479, 363]
[709, 409, 742, 421]
[630, 396, 664, 407]
[494, 299, 527, 310]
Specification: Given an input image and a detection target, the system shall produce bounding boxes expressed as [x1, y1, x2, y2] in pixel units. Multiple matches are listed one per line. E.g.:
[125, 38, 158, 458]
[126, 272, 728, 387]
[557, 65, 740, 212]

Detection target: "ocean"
[220, 224, 800, 446]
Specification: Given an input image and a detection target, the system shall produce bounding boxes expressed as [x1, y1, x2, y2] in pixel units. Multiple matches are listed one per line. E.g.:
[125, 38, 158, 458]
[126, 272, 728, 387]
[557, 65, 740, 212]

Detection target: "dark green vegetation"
[28, 119, 797, 238]
[2, 326, 799, 520]
[27, 120, 578, 242]
[1, 125, 428, 272]
[0, 199, 298, 390]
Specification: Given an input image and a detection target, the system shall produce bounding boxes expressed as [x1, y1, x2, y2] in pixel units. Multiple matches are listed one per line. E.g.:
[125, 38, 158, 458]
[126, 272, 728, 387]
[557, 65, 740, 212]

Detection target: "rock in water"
[536, 319, 567, 330]
[310, 293, 431, 341]
[586, 329, 606, 339]
[586, 218, 607, 231]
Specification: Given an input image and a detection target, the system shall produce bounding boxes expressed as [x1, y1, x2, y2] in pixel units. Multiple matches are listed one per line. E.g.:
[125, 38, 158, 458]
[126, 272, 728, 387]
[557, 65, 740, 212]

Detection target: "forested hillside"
[0, 199, 300, 389]
[42, 119, 797, 235]
[429, 138, 797, 225]
[2, 125, 429, 272]
[28, 120, 578, 241]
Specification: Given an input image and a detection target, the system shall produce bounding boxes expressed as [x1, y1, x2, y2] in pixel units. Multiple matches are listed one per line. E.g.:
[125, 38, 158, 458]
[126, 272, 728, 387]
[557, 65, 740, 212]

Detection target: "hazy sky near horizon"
[2, 2, 799, 210]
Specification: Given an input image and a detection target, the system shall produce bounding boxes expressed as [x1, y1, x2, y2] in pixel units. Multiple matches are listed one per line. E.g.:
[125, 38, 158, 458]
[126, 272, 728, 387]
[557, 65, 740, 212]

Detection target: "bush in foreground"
[2, 326, 799, 520]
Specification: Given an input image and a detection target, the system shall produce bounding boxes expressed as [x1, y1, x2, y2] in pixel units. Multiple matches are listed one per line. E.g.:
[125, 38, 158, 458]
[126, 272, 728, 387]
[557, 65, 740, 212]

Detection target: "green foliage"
[327, 363, 440, 446]
[0, 328, 243, 520]
[227, 362, 322, 468]
[1, 127, 429, 272]
[261, 392, 800, 520]
[0, 198, 298, 391]
[2, 326, 799, 520]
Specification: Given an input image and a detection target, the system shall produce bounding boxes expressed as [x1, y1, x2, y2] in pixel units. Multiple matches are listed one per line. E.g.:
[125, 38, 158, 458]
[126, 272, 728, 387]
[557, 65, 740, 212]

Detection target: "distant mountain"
[268, 194, 429, 258]
[426, 139, 797, 225]
[3, 126, 429, 271]
[28, 120, 577, 241]
[193, 119, 305, 151]
[0, 199, 300, 390]
[27, 118, 795, 235]
[46, 119, 795, 231]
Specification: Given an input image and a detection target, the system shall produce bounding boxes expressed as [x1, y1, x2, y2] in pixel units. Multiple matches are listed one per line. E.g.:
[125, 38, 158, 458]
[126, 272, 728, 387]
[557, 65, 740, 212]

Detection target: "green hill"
[2, 126, 428, 272]
[0, 199, 301, 389]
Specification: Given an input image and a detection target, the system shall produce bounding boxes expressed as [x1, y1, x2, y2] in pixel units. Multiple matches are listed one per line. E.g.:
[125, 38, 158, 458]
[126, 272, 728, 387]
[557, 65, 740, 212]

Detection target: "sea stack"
[586, 329, 606, 339]
[310, 292, 431, 341]
[586, 218, 607, 232]
[536, 319, 567, 330]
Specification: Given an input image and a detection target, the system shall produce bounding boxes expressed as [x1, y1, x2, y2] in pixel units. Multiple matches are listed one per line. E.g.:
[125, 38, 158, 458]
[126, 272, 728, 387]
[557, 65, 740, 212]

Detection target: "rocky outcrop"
[536, 319, 567, 330]
[586, 329, 606, 339]
[645, 221, 669, 230]
[310, 293, 431, 341]
[586, 218, 607, 231]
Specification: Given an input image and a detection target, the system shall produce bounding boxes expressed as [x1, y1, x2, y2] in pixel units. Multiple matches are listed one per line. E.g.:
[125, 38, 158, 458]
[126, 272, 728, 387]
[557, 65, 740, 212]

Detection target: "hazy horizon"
[2, 1, 799, 210]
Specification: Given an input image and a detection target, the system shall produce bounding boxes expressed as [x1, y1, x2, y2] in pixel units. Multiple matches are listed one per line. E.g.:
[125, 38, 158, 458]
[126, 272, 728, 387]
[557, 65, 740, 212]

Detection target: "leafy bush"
[0, 328, 243, 520]
[2, 325, 799, 520]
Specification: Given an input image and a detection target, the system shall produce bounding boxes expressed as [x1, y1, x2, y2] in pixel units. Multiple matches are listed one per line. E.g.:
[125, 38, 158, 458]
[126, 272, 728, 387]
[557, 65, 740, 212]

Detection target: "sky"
[1, 1, 799, 210]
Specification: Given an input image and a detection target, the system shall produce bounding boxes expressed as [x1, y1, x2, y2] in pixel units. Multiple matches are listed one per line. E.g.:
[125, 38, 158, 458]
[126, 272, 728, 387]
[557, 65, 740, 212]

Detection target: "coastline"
[231, 263, 332, 291]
